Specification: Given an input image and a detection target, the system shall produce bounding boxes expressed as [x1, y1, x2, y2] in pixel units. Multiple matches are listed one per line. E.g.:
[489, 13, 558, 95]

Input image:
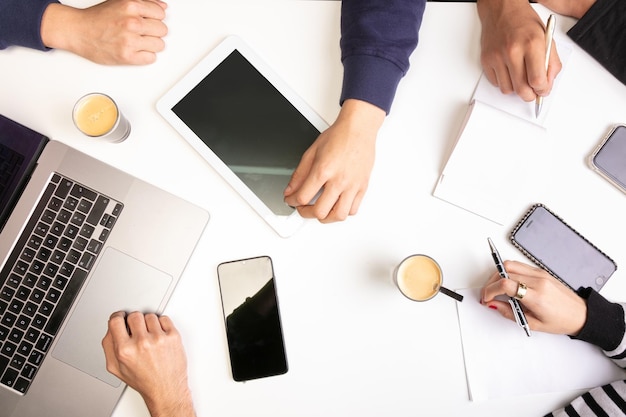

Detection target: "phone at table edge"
[589, 124, 626, 195]
[509, 203, 617, 292]
[216, 255, 288, 382]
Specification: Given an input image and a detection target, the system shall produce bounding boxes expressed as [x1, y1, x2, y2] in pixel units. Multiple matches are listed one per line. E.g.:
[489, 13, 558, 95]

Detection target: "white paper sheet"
[433, 99, 549, 225]
[456, 288, 626, 401]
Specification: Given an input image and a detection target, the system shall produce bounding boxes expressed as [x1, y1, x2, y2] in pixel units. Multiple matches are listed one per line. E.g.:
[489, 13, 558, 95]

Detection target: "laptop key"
[11, 378, 26, 395]
[14, 377, 29, 393]
[86, 195, 109, 226]
[44, 268, 88, 335]
[54, 179, 73, 199]
[1, 367, 18, 387]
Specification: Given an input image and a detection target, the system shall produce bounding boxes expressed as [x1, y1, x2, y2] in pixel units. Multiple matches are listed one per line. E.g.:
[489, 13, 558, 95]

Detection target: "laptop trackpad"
[52, 247, 172, 387]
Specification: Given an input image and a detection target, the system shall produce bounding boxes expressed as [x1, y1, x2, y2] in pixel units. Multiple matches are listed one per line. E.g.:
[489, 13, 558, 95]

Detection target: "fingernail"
[488, 305, 497, 310]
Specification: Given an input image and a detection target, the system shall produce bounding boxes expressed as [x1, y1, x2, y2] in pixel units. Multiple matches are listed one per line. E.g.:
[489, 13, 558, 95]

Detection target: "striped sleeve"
[545, 289, 626, 417]
[547, 381, 626, 417]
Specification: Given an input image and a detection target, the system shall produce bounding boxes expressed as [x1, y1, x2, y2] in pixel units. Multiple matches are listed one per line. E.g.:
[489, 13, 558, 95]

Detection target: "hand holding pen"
[481, 259, 588, 337]
[486, 238, 531, 337]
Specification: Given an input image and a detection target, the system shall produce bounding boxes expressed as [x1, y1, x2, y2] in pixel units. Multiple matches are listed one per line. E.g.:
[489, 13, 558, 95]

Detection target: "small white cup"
[72, 93, 131, 143]
[394, 254, 463, 302]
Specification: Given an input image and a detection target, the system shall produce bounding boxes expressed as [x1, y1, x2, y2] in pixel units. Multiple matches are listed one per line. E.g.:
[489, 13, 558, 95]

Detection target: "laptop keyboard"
[0, 173, 122, 394]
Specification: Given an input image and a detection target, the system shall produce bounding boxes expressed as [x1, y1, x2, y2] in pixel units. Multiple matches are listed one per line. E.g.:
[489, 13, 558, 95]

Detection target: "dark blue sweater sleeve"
[340, 0, 425, 114]
[0, 0, 59, 50]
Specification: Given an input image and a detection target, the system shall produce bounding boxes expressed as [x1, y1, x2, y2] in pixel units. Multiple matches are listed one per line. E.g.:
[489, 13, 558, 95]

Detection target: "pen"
[487, 238, 531, 337]
[535, 14, 556, 118]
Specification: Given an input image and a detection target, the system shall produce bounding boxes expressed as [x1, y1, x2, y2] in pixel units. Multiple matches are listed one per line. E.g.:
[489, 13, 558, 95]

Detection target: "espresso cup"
[394, 254, 463, 302]
[72, 93, 131, 143]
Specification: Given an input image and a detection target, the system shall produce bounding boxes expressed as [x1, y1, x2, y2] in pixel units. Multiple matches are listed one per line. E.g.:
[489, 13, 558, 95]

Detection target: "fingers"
[284, 150, 365, 223]
[107, 311, 131, 340]
[139, 0, 168, 19]
[284, 150, 320, 207]
[296, 188, 363, 223]
[481, 261, 547, 303]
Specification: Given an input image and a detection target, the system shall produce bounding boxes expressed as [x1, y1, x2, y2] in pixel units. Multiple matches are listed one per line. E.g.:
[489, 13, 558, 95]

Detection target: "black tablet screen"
[172, 50, 320, 215]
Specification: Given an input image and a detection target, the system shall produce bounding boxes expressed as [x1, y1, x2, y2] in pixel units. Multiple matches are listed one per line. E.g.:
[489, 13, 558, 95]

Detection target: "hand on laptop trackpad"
[52, 247, 172, 387]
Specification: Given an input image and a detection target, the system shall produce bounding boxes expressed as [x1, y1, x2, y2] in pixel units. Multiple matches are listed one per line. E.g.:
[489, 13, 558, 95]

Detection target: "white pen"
[487, 238, 531, 337]
[535, 14, 556, 118]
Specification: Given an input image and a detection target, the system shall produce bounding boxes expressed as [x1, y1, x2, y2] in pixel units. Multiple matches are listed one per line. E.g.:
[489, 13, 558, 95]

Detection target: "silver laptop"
[0, 114, 209, 417]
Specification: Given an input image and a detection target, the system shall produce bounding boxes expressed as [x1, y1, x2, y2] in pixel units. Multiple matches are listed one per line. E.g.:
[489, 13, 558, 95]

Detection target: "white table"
[2, 1, 626, 416]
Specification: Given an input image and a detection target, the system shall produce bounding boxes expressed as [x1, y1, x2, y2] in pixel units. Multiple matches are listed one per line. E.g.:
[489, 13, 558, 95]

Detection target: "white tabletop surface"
[2, 1, 626, 416]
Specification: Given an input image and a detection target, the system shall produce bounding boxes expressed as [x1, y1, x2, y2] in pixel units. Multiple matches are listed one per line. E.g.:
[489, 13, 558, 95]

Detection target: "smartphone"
[589, 124, 626, 195]
[510, 204, 617, 291]
[216, 256, 288, 381]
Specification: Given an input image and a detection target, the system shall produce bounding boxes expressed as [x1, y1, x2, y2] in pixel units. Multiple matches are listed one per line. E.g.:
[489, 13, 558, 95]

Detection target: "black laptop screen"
[0, 114, 48, 230]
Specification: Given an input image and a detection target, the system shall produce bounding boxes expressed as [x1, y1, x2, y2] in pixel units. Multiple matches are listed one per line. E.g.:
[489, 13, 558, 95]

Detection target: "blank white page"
[433, 99, 550, 225]
[456, 288, 626, 401]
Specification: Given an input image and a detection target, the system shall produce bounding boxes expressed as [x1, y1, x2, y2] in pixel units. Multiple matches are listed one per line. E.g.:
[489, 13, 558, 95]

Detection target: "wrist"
[144, 388, 196, 417]
[337, 99, 385, 137]
[573, 0, 597, 19]
[40, 3, 80, 50]
[477, 0, 529, 21]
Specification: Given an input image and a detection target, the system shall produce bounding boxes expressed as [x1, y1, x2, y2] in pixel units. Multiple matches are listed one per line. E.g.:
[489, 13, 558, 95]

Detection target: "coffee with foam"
[72, 93, 130, 142]
[395, 255, 442, 301]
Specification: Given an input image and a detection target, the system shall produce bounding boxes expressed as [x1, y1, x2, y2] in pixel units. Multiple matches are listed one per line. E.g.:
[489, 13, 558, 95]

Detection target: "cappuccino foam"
[396, 255, 442, 301]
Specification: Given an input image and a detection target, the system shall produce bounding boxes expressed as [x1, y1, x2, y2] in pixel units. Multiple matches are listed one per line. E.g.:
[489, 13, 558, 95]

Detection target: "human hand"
[481, 260, 587, 335]
[477, 0, 562, 102]
[283, 99, 385, 223]
[41, 0, 168, 65]
[537, 0, 597, 19]
[102, 311, 196, 417]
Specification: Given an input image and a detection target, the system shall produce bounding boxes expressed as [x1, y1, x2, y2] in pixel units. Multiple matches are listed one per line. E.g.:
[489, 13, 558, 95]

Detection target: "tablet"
[157, 35, 328, 237]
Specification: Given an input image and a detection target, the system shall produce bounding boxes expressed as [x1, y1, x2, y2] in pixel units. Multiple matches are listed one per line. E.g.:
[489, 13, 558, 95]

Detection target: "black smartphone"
[589, 124, 626, 195]
[510, 204, 617, 291]
[216, 256, 288, 381]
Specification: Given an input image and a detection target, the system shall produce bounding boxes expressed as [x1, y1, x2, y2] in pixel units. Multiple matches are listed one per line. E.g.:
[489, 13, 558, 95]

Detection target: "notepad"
[433, 40, 573, 225]
[433, 99, 550, 225]
[456, 288, 626, 401]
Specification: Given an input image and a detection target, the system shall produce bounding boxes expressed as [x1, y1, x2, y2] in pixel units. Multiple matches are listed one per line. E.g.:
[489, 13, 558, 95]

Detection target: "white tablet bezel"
[157, 35, 329, 237]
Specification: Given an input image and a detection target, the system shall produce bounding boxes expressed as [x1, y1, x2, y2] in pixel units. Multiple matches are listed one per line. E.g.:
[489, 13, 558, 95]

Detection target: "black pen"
[487, 238, 531, 337]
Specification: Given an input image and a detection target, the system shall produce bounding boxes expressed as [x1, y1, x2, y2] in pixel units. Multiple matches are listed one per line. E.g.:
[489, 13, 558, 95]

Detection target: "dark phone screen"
[217, 256, 288, 381]
[511, 205, 616, 291]
[593, 125, 626, 189]
[171, 50, 320, 216]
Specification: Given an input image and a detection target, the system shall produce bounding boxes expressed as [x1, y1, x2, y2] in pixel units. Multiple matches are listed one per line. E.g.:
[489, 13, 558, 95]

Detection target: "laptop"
[0, 114, 209, 417]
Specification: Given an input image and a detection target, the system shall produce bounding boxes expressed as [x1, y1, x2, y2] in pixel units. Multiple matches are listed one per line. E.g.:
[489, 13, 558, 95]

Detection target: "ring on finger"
[515, 282, 528, 300]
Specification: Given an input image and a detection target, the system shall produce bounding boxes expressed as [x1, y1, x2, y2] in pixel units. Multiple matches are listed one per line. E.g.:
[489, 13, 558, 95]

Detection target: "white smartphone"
[510, 204, 617, 292]
[216, 256, 288, 381]
[589, 124, 626, 195]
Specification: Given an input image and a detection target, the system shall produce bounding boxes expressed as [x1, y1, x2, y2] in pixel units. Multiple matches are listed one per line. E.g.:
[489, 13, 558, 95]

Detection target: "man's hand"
[41, 0, 168, 65]
[102, 311, 196, 417]
[283, 99, 385, 223]
[477, 0, 562, 101]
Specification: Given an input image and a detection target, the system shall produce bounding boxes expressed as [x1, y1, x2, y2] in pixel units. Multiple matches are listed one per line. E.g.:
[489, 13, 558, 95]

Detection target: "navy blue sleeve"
[567, 0, 626, 85]
[0, 0, 59, 50]
[340, 0, 425, 114]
